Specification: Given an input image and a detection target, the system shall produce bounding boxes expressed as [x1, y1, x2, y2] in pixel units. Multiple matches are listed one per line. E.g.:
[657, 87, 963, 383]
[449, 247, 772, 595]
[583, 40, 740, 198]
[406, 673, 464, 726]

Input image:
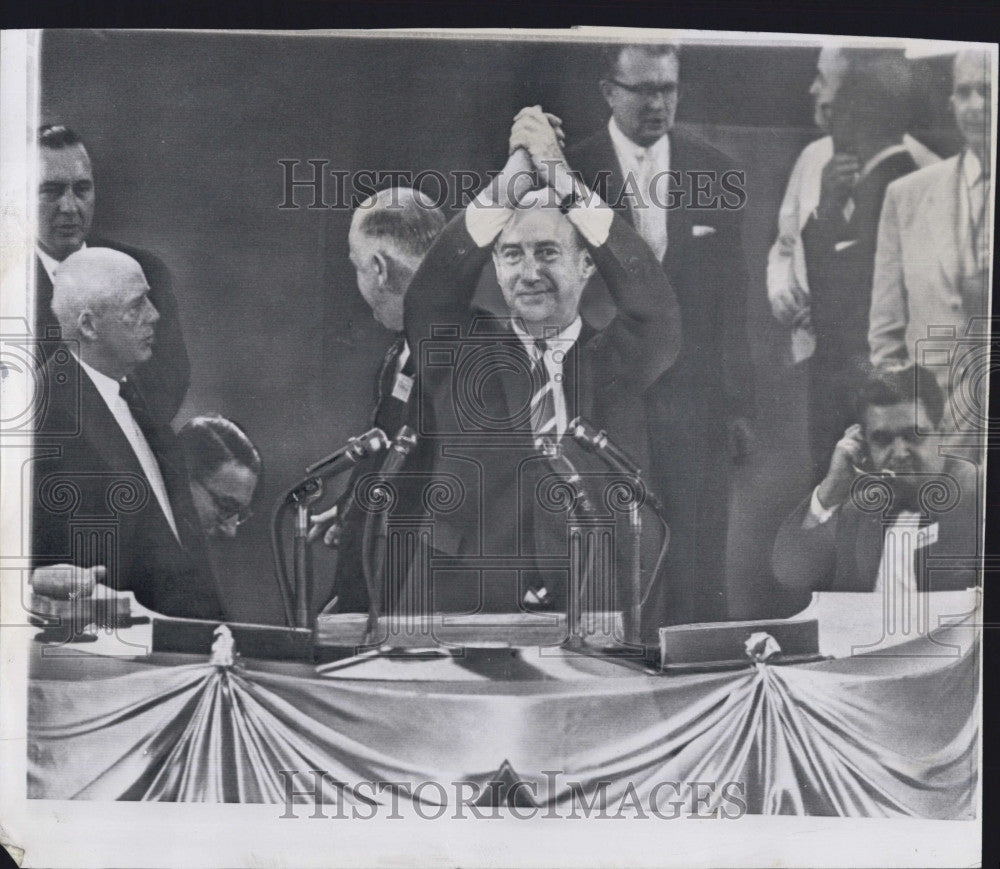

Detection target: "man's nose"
[144, 298, 161, 323]
[57, 189, 79, 213]
[521, 258, 541, 282]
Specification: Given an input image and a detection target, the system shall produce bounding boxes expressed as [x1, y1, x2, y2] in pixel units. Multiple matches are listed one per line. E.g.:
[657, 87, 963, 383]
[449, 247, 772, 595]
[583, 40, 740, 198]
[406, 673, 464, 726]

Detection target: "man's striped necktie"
[529, 338, 558, 448]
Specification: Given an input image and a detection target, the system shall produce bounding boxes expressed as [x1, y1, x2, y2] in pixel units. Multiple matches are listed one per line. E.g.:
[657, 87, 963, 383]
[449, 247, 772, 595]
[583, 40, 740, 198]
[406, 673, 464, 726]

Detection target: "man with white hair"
[767, 46, 938, 364]
[870, 48, 993, 401]
[402, 112, 681, 631]
[30, 247, 222, 620]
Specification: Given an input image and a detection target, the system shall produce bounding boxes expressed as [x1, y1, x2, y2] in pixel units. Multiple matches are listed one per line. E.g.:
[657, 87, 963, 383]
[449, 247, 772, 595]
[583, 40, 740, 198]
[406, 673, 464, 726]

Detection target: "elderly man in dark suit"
[30, 248, 221, 620]
[801, 53, 919, 476]
[772, 365, 979, 594]
[566, 42, 754, 624]
[35, 125, 189, 425]
[307, 187, 446, 615]
[403, 110, 681, 631]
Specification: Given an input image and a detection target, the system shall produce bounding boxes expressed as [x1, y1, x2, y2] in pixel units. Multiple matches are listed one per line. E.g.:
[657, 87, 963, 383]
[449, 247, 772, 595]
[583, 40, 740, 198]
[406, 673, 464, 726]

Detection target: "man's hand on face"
[769, 283, 811, 327]
[816, 423, 867, 510]
[817, 153, 860, 219]
[30, 564, 105, 599]
[509, 106, 567, 183]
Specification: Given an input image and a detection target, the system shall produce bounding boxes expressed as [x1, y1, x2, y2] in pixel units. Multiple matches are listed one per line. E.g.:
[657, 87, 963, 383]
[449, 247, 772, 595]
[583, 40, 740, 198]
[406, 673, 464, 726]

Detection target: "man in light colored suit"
[869, 49, 992, 401]
[767, 46, 938, 365]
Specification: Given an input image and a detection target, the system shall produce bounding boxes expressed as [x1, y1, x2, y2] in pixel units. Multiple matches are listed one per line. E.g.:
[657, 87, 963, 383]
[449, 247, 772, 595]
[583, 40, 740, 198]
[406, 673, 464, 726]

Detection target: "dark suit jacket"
[567, 125, 754, 419]
[36, 238, 190, 425]
[31, 353, 222, 619]
[402, 210, 681, 611]
[801, 149, 918, 370]
[329, 335, 418, 613]
[772, 459, 980, 593]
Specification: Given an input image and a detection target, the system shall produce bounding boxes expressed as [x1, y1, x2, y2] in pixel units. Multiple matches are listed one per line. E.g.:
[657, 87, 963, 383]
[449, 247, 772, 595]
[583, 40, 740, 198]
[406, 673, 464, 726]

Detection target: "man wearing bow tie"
[30, 248, 221, 619]
[870, 49, 993, 407]
[567, 42, 754, 624]
[772, 364, 978, 595]
[308, 188, 446, 614]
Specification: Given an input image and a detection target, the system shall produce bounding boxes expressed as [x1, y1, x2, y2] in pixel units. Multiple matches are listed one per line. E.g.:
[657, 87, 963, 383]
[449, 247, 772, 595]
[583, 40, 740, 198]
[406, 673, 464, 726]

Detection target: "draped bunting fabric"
[28, 634, 978, 818]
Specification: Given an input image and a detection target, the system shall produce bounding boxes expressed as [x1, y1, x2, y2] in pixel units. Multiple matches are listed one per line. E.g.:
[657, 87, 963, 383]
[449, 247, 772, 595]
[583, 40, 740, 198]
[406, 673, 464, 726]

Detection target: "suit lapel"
[928, 157, 962, 294]
[75, 360, 187, 548]
[663, 131, 696, 277]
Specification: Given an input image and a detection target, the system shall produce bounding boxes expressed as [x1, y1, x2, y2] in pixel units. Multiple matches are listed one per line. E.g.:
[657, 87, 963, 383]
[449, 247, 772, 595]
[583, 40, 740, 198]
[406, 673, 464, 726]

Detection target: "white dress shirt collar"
[510, 315, 582, 355]
[74, 351, 124, 408]
[608, 117, 670, 167]
[962, 149, 985, 185]
[858, 143, 910, 182]
[37, 241, 86, 285]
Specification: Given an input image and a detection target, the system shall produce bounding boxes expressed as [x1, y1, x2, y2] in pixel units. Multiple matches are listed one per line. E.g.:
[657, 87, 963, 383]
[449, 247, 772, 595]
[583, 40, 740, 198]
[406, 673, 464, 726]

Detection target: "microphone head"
[569, 417, 598, 449]
[391, 424, 418, 456]
[361, 428, 391, 453]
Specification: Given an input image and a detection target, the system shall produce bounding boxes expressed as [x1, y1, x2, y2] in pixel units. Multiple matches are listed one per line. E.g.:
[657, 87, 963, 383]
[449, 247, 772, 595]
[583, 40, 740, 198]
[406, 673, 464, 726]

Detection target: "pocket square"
[692, 225, 716, 237]
[834, 239, 859, 252]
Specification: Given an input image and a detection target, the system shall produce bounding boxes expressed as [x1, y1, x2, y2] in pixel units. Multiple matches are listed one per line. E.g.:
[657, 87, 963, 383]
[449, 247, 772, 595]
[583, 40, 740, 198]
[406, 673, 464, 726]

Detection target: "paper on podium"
[796, 587, 980, 659]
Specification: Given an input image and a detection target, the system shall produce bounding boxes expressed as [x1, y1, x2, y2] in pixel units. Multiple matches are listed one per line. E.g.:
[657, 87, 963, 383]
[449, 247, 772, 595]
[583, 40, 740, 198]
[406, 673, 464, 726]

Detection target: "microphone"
[377, 425, 419, 478]
[362, 425, 419, 641]
[546, 445, 594, 514]
[569, 418, 643, 478]
[306, 427, 389, 477]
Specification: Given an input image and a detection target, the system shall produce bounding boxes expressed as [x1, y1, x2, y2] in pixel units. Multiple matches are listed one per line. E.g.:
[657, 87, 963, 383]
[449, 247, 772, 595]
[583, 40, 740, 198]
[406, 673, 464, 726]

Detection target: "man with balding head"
[308, 187, 445, 614]
[402, 114, 680, 631]
[35, 125, 190, 424]
[31, 248, 222, 620]
[870, 49, 993, 403]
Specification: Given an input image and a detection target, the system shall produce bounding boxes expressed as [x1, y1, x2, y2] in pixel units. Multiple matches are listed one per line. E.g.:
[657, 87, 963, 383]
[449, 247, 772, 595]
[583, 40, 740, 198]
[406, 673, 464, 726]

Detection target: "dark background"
[39, 29, 962, 624]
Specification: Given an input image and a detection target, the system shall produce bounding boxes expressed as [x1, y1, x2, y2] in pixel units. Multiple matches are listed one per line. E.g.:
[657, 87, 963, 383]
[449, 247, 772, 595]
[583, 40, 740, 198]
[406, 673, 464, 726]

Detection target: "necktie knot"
[119, 377, 151, 422]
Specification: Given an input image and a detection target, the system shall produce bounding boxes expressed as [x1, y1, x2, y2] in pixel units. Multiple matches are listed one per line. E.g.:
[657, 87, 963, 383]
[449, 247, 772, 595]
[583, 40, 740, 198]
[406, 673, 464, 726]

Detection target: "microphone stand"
[288, 477, 325, 628]
[272, 429, 389, 629]
[569, 418, 671, 650]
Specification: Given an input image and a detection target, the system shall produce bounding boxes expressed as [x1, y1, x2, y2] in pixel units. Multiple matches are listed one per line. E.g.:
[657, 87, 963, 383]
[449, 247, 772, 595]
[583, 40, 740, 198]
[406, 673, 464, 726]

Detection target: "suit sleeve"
[403, 213, 494, 356]
[771, 496, 838, 592]
[131, 249, 192, 425]
[868, 184, 910, 369]
[766, 147, 810, 317]
[586, 211, 681, 390]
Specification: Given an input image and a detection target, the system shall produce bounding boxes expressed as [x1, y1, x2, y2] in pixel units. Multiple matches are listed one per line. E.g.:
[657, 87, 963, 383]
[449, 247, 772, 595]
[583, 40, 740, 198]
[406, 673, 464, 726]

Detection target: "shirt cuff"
[464, 189, 513, 248]
[564, 191, 614, 247]
[803, 486, 839, 529]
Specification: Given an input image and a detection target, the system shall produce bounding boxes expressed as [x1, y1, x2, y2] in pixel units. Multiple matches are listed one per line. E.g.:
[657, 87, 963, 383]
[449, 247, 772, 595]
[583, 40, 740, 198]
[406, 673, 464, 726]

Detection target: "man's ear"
[372, 251, 390, 288]
[579, 249, 596, 283]
[77, 309, 98, 342]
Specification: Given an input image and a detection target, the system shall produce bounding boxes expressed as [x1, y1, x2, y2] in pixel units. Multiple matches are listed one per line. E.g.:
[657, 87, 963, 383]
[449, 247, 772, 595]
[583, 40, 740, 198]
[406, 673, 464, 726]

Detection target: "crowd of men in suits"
[29, 41, 992, 635]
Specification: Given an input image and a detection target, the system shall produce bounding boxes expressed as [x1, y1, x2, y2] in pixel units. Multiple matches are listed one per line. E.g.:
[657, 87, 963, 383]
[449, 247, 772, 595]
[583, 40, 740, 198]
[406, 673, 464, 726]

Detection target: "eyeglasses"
[605, 79, 678, 100]
[196, 481, 252, 528]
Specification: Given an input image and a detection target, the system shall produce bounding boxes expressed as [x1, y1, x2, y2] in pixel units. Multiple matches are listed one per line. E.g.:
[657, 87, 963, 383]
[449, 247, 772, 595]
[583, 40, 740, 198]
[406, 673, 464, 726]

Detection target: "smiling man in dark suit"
[403, 110, 680, 627]
[35, 125, 189, 425]
[30, 247, 221, 620]
[567, 42, 754, 625]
